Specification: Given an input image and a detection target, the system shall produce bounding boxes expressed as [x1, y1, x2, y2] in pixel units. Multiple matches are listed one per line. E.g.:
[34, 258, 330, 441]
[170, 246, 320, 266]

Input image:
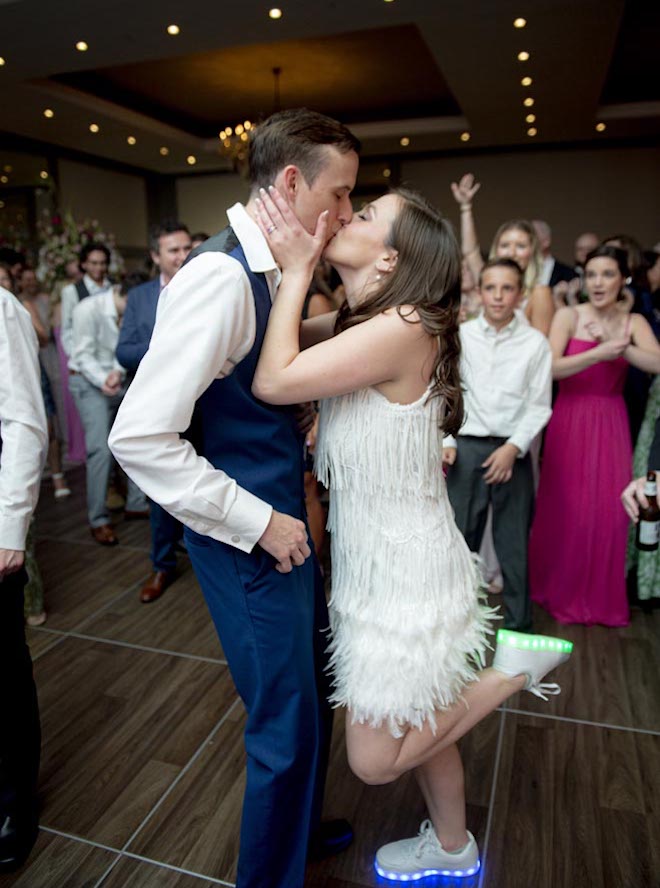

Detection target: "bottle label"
[639, 519, 660, 546]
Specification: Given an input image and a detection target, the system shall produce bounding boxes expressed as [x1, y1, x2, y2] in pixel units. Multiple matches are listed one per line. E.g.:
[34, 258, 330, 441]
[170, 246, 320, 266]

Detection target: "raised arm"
[526, 284, 555, 336]
[450, 174, 484, 281]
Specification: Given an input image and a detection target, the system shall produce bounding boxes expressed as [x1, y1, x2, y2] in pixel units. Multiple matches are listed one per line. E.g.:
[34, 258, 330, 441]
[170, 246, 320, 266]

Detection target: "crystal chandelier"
[218, 67, 282, 171]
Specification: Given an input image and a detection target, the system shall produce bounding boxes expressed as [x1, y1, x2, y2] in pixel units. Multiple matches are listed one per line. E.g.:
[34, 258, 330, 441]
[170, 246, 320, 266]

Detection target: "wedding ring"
[267, 224, 277, 234]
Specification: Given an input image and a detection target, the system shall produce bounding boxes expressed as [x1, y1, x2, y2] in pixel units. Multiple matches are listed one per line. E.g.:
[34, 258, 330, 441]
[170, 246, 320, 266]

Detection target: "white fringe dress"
[315, 385, 495, 738]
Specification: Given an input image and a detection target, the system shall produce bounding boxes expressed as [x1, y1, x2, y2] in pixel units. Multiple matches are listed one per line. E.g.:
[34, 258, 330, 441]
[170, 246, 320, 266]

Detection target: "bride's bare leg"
[345, 667, 524, 785]
[415, 744, 467, 851]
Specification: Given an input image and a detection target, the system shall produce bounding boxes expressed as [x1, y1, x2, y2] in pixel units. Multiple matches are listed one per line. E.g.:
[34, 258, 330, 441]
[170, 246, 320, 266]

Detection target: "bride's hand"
[255, 186, 329, 274]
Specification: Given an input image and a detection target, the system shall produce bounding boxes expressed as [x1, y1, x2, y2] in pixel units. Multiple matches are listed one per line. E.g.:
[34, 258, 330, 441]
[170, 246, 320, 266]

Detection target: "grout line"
[63, 630, 228, 665]
[39, 825, 122, 855]
[499, 706, 660, 737]
[30, 632, 68, 664]
[41, 825, 237, 886]
[119, 850, 235, 886]
[121, 698, 242, 853]
[71, 573, 153, 633]
[478, 709, 506, 888]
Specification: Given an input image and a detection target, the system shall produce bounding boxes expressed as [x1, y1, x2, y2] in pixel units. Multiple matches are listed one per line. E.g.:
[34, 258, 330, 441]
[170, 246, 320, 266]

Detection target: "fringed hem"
[326, 565, 499, 739]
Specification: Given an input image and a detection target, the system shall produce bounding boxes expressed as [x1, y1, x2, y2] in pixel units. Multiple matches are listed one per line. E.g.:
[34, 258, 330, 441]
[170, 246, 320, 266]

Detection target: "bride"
[252, 184, 572, 880]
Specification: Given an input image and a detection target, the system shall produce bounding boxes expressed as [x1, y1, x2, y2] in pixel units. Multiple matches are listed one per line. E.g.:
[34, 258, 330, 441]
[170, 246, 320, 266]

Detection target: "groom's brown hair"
[248, 108, 360, 191]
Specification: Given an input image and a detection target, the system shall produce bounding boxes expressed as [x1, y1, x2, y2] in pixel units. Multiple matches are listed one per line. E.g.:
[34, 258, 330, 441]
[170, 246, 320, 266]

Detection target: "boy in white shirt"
[443, 258, 552, 630]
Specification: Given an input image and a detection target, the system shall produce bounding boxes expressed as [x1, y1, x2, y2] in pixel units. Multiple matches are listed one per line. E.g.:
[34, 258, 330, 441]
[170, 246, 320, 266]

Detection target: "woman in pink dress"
[530, 246, 660, 625]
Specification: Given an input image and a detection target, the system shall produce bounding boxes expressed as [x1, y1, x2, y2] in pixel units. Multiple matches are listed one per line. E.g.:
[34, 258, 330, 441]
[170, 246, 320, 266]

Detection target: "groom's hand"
[258, 510, 311, 573]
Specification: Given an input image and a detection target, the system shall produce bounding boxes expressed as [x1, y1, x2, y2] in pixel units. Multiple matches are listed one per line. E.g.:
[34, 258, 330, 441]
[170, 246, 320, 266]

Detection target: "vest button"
[231, 534, 241, 543]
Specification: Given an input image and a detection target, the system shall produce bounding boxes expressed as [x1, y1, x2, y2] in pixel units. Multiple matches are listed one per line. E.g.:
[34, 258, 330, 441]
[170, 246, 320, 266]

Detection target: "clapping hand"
[450, 173, 481, 207]
[255, 186, 329, 275]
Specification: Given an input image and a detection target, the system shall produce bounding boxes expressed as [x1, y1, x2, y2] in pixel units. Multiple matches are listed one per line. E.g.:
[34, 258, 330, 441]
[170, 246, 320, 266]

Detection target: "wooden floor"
[3, 466, 659, 888]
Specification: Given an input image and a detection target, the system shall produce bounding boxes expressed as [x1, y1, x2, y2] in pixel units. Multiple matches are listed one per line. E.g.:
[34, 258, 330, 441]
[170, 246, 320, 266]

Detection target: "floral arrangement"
[36, 210, 124, 292]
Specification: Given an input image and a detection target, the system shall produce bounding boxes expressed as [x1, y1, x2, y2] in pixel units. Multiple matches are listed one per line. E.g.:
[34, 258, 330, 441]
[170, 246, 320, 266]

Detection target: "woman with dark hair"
[450, 173, 555, 335]
[252, 186, 572, 881]
[529, 245, 660, 626]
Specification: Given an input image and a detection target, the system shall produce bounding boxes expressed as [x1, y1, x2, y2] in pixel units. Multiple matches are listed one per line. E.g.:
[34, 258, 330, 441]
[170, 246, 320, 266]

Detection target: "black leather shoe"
[0, 812, 39, 873]
[308, 818, 353, 860]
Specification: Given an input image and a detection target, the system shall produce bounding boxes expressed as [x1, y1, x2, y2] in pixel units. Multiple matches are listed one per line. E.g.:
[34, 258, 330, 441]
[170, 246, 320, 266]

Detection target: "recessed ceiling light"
[460, 132, 471, 142]
[160, 146, 169, 156]
[523, 97, 535, 107]
[269, 8, 283, 18]
[400, 136, 410, 147]
[0, 58, 6, 67]
[527, 127, 537, 137]
[525, 113, 536, 123]
[521, 76, 533, 86]
[89, 123, 100, 133]
[76, 41, 88, 52]
[43, 108, 55, 119]
[0, 175, 8, 184]
[595, 122, 606, 132]
[513, 17, 527, 28]
[517, 51, 530, 61]
[39, 170, 49, 179]
[187, 155, 197, 165]
[167, 24, 180, 35]
[383, 168, 391, 178]
[127, 136, 137, 145]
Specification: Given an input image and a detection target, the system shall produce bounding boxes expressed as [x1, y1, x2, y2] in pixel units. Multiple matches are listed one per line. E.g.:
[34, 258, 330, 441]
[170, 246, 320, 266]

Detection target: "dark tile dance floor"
[3, 466, 659, 887]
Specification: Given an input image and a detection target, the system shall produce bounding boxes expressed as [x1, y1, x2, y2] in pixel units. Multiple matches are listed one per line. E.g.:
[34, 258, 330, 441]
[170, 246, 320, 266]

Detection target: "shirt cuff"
[204, 487, 273, 553]
[443, 435, 457, 449]
[506, 435, 528, 458]
[0, 514, 28, 552]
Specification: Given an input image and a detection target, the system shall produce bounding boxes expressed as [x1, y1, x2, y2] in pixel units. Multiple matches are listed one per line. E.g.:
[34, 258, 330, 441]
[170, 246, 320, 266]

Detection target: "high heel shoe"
[52, 472, 71, 499]
[492, 629, 573, 700]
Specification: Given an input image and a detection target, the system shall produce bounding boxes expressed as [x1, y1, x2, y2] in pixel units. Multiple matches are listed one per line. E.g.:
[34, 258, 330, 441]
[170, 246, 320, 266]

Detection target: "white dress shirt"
[60, 272, 110, 359]
[71, 288, 126, 386]
[110, 204, 281, 553]
[0, 287, 48, 550]
[444, 312, 552, 456]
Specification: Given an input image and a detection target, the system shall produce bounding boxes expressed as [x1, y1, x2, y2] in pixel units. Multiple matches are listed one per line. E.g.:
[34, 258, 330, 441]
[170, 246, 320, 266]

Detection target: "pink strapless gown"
[529, 339, 631, 626]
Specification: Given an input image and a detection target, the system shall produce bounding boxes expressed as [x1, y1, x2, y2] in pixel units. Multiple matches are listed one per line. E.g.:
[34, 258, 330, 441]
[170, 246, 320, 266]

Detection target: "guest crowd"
[1, 175, 659, 632]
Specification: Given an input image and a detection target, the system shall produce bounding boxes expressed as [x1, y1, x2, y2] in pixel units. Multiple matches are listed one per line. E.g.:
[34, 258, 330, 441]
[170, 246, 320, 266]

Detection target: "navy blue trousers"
[149, 500, 183, 573]
[185, 529, 333, 888]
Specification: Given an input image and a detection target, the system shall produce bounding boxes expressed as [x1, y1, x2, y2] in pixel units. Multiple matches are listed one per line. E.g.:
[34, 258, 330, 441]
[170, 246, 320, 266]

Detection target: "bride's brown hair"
[335, 187, 464, 436]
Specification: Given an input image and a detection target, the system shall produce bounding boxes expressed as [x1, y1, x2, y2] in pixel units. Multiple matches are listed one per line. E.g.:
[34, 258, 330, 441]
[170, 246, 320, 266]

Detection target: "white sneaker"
[492, 629, 573, 700]
[375, 820, 480, 880]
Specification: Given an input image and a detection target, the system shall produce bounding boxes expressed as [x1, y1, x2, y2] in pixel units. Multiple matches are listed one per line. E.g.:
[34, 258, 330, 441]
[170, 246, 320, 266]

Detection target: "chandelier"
[218, 67, 282, 171]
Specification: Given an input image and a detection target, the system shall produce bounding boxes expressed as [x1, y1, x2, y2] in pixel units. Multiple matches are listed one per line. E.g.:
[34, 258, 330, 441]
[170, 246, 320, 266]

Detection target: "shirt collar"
[83, 273, 109, 293]
[476, 310, 519, 337]
[227, 203, 279, 276]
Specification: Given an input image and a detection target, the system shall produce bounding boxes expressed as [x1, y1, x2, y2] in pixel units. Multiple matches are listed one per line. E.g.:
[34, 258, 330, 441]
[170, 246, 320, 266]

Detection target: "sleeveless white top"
[315, 385, 494, 737]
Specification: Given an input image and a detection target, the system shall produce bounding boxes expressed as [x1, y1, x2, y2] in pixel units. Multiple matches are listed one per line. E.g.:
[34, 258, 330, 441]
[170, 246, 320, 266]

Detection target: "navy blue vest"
[188, 228, 306, 519]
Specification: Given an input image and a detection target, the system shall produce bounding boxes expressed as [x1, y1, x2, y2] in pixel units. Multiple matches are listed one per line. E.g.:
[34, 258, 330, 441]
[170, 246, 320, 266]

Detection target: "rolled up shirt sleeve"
[109, 253, 273, 552]
[0, 292, 48, 550]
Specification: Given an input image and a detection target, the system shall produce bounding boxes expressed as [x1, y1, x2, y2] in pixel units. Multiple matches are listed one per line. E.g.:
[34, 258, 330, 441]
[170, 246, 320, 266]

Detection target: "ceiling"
[0, 0, 658, 182]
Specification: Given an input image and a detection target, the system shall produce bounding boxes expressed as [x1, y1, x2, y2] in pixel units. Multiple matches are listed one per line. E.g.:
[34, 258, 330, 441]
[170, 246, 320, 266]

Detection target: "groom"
[110, 109, 360, 888]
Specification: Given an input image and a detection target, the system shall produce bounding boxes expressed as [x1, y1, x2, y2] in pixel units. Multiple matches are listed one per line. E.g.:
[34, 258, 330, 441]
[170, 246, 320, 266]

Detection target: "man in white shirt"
[70, 283, 147, 545]
[443, 258, 552, 631]
[60, 242, 112, 360]
[0, 286, 48, 872]
[110, 109, 360, 888]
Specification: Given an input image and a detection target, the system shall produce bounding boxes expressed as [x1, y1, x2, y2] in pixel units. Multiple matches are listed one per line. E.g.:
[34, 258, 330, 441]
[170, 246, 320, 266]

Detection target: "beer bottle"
[636, 470, 660, 552]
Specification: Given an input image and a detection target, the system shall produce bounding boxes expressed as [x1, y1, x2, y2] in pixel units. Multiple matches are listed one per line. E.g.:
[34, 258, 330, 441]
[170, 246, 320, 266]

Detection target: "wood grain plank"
[33, 637, 237, 847]
[0, 830, 116, 888]
[99, 856, 217, 887]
